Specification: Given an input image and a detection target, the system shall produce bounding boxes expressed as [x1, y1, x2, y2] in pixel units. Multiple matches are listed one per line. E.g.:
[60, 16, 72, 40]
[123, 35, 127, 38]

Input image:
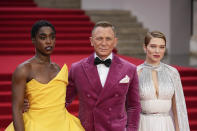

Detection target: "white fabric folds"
[137, 62, 190, 131]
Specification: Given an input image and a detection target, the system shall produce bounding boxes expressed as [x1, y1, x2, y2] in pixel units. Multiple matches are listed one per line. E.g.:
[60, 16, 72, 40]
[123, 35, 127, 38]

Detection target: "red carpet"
[0, 0, 197, 131]
[0, 0, 36, 7]
[0, 6, 95, 55]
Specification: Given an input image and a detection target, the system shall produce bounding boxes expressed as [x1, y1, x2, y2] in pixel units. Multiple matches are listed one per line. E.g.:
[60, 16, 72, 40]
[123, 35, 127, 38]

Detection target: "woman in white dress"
[137, 31, 190, 131]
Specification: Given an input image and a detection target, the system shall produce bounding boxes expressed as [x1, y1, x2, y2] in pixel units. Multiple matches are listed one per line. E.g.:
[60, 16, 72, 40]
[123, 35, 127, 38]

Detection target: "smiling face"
[144, 37, 166, 65]
[90, 26, 117, 60]
[32, 26, 56, 56]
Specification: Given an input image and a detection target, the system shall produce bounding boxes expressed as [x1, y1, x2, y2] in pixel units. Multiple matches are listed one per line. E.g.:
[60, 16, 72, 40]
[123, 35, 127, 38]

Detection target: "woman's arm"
[172, 94, 180, 131]
[170, 67, 190, 131]
[12, 64, 29, 131]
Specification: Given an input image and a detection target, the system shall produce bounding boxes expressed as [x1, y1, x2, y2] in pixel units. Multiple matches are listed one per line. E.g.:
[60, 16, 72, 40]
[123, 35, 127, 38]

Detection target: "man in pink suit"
[66, 21, 141, 131]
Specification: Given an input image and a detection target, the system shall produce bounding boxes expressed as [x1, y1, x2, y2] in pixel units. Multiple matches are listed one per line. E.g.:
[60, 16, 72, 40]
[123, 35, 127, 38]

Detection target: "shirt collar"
[94, 53, 113, 61]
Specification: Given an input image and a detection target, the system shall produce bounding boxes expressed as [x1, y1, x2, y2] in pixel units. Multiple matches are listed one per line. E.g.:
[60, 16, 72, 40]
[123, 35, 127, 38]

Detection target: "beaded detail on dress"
[137, 62, 190, 131]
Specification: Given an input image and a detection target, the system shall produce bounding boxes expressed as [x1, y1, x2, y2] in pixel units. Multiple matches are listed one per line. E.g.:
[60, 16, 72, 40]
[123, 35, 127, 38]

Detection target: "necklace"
[143, 61, 162, 71]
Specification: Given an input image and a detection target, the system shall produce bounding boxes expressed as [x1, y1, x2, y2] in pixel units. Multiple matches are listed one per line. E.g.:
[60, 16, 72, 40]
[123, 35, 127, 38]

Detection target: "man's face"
[90, 27, 117, 60]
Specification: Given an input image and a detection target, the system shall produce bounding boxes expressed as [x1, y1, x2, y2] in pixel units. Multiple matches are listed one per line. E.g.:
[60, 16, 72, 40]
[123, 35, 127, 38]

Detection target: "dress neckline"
[27, 64, 66, 85]
[143, 62, 162, 71]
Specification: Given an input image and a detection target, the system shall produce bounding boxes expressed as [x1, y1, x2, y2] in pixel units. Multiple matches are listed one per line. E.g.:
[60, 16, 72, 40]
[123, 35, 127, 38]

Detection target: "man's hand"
[23, 98, 29, 112]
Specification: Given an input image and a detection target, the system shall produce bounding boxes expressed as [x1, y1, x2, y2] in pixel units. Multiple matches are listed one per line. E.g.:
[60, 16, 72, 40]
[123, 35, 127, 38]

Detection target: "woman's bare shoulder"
[13, 59, 33, 79]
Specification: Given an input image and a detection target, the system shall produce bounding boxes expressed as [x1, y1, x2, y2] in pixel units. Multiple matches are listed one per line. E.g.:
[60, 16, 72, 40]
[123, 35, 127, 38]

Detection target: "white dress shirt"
[94, 53, 112, 87]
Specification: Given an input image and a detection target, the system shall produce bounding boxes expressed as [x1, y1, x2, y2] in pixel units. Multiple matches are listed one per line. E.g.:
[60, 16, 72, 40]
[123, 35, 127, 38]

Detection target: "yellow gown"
[5, 64, 84, 131]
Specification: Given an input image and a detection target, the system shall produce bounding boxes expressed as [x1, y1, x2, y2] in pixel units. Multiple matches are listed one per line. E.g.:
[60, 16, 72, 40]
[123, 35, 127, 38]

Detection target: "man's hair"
[31, 20, 56, 39]
[92, 21, 116, 36]
[144, 31, 166, 46]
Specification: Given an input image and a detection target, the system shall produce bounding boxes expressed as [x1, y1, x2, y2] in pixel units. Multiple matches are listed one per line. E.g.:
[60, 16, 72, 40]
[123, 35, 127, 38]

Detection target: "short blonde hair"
[91, 21, 116, 36]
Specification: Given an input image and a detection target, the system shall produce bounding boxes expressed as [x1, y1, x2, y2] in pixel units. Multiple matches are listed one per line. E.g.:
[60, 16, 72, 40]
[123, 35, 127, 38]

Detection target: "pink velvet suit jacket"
[66, 53, 141, 131]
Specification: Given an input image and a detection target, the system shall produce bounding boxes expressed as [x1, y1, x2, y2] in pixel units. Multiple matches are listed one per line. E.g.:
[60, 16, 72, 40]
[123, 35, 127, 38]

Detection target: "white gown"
[137, 62, 190, 131]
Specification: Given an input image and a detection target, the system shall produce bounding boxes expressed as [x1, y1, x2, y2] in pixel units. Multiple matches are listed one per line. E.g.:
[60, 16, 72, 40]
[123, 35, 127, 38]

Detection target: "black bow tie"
[94, 57, 111, 67]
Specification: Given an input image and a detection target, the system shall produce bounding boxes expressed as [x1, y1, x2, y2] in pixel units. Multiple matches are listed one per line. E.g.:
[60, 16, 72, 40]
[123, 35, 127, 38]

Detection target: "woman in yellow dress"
[5, 20, 84, 131]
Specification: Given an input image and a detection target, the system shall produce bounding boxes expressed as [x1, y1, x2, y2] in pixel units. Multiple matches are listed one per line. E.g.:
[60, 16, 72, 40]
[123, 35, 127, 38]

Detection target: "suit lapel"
[96, 55, 124, 103]
[82, 54, 103, 94]
[104, 55, 123, 89]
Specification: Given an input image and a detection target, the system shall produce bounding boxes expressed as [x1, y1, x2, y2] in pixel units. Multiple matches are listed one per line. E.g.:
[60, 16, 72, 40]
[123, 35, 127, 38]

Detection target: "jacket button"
[87, 94, 91, 97]
[115, 93, 119, 97]
[108, 107, 112, 111]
